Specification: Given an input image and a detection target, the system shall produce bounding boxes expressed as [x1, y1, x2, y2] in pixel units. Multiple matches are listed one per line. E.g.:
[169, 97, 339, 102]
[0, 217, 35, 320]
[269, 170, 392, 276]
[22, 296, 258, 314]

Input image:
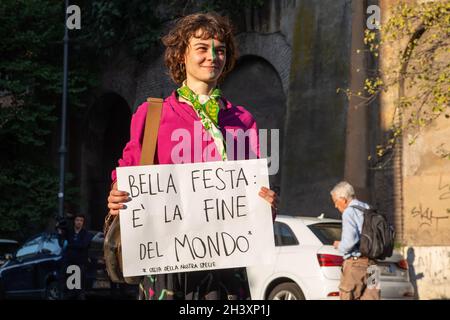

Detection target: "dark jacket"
[61, 229, 93, 266]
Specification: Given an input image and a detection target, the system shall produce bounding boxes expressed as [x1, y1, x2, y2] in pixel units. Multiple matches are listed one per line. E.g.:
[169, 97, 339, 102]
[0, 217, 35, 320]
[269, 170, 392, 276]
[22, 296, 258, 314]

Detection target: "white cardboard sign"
[116, 159, 276, 277]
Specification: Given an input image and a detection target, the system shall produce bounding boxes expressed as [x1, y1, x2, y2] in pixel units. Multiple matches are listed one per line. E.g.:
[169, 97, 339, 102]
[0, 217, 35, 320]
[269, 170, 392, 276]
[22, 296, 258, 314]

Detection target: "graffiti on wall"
[410, 205, 449, 230]
[406, 246, 450, 299]
[438, 174, 450, 200]
[404, 173, 450, 245]
[409, 174, 450, 230]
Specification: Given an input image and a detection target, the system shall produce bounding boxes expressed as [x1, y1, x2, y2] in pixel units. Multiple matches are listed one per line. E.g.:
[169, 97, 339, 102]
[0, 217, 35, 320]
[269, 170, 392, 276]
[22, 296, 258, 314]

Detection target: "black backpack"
[351, 205, 395, 260]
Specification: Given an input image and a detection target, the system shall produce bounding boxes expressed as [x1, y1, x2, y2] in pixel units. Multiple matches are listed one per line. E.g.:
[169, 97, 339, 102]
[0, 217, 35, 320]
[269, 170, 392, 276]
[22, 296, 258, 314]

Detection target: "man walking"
[330, 181, 380, 300]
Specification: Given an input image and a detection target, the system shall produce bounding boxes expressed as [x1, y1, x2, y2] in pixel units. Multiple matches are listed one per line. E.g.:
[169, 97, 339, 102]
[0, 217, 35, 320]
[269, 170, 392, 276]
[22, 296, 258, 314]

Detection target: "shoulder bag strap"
[140, 97, 163, 165]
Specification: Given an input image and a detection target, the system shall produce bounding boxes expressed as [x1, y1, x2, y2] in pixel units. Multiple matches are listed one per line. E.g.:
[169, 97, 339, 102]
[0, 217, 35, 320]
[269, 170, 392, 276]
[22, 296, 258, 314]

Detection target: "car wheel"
[45, 281, 60, 300]
[268, 282, 305, 300]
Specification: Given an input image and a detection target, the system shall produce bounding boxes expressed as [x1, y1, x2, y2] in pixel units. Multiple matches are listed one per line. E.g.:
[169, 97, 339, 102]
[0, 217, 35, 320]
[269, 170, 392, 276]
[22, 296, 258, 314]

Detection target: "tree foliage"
[81, 0, 264, 58]
[0, 0, 95, 240]
[339, 1, 449, 165]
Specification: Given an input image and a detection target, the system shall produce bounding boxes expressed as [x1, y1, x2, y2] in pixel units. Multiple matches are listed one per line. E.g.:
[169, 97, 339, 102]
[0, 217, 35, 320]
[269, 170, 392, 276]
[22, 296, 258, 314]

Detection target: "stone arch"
[221, 55, 286, 193]
[235, 32, 291, 95]
[81, 92, 131, 230]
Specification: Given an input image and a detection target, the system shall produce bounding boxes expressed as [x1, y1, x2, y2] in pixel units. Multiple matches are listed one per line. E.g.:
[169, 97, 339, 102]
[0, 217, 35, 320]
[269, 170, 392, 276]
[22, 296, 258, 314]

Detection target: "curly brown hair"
[162, 12, 237, 85]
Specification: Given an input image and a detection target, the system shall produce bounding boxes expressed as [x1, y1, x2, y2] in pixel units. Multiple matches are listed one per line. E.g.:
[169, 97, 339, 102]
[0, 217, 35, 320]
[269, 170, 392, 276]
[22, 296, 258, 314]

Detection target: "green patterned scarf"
[177, 84, 227, 161]
[177, 85, 222, 127]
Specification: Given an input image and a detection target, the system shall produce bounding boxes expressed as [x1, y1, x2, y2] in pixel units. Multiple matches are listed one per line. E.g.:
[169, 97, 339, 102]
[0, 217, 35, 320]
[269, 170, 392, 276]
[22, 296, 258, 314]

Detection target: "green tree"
[0, 0, 95, 240]
[339, 1, 449, 165]
[81, 0, 265, 59]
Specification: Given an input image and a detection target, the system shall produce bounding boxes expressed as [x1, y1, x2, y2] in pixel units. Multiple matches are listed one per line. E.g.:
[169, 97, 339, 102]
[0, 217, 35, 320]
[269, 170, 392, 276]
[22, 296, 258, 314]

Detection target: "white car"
[247, 215, 415, 300]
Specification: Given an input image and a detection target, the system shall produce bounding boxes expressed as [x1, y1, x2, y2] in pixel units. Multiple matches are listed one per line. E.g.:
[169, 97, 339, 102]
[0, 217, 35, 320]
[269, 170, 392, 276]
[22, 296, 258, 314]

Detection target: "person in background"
[57, 213, 93, 299]
[330, 181, 380, 300]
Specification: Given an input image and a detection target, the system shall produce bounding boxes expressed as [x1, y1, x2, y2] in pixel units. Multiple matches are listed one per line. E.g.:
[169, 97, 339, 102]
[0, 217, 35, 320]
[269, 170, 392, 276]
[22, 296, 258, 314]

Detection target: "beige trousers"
[339, 257, 381, 300]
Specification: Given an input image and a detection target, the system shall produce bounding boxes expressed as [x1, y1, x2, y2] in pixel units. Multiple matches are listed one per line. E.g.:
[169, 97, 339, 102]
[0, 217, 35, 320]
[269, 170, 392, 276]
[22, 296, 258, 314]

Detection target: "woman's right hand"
[107, 181, 130, 216]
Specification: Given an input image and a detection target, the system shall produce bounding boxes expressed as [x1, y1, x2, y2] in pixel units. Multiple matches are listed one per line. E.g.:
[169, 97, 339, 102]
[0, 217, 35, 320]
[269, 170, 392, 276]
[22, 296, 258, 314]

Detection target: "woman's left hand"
[259, 186, 278, 219]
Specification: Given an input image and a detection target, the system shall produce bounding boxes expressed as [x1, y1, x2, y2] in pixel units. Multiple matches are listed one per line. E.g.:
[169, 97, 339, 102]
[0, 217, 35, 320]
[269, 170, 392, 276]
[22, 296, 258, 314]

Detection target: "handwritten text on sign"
[116, 159, 275, 277]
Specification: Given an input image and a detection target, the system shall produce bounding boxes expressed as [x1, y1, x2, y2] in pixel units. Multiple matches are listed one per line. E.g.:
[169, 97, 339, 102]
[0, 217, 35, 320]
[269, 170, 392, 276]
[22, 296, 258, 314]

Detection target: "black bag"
[104, 214, 142, 284]
[351, 205, 395, 260]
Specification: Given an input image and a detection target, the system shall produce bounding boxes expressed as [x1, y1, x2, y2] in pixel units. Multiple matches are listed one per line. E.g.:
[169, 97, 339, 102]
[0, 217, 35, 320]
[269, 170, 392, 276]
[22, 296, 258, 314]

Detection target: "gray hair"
[330, 181, 355, 200]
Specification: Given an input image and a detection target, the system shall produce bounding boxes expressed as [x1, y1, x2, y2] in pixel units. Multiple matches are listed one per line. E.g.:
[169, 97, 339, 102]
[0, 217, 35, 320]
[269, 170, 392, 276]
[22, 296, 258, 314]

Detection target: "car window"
[308, 223, 342, 245]
[16, 236, 43, 259]
[274, 222, 299, 246]
[42, 235, 62, 255]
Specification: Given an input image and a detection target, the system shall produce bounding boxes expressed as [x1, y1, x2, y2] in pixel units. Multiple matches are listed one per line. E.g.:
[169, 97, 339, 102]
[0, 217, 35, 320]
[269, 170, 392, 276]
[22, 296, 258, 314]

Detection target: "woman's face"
[184, 30, 227, 85]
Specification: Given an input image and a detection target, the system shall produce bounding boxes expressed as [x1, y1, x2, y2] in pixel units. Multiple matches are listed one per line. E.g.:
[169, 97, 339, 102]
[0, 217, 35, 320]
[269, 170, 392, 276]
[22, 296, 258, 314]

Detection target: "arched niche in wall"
[81, 92, 131, 230]
[221, 55, 286, 193]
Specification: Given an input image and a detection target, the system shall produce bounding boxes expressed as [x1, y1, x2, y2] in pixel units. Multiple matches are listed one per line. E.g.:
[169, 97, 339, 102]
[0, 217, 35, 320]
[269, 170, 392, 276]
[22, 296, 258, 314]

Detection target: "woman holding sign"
[107, 12, 277, 300]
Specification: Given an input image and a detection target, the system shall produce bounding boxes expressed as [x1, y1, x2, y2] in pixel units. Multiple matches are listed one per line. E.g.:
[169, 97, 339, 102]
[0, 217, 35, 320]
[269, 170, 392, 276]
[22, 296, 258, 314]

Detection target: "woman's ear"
[181, 55, 187, 68]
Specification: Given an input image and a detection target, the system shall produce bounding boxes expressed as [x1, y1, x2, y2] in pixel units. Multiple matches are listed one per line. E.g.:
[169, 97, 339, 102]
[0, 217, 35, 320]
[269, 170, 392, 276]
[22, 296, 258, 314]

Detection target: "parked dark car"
[0, 239, 19, 268]
[0, 232, 138, 300]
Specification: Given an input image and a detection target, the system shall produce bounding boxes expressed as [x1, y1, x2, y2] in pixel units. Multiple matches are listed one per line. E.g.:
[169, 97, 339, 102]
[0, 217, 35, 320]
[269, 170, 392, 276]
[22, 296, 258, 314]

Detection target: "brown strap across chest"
[140, 97, 163, 165]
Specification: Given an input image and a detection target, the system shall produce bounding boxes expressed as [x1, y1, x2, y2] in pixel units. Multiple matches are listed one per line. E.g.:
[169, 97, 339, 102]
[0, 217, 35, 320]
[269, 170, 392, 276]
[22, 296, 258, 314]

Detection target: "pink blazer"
[111, 91, 260, 182]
